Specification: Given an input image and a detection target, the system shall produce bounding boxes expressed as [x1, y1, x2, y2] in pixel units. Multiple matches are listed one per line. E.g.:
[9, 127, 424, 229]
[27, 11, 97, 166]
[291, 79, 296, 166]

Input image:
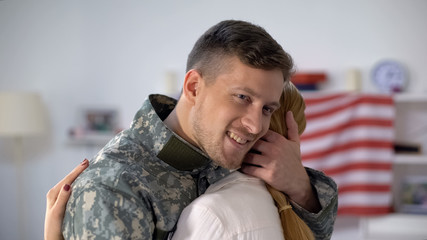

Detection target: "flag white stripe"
[305, 104, 394, 133]
[338, 192, 392, 207]
[303, 93, 391, 115]
[303, 94, 363, 114]
[301, 126, 394, 153]
[302, 149, 393, 170]
[331, 170, 392, 186]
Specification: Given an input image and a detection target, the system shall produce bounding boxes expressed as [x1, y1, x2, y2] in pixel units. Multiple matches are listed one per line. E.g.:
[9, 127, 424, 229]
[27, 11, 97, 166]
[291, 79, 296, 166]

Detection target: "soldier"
[171, 81, 327, 240]
[45, 20, 338, 240]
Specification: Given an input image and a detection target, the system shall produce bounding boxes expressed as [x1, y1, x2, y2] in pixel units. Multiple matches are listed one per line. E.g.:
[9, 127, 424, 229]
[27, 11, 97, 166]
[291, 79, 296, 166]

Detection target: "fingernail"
[81, 158, 88, 166]
[64, 184, 71, 191]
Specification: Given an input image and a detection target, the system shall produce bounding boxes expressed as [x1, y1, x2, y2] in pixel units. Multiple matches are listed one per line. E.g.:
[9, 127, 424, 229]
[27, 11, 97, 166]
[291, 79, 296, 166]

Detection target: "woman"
[45, 82, 313, 240]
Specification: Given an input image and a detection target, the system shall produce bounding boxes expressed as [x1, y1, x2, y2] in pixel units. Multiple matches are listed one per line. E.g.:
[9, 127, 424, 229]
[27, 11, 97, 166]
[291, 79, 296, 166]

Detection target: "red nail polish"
[81, 159, 88, 166]
[64, 184, 71, 191]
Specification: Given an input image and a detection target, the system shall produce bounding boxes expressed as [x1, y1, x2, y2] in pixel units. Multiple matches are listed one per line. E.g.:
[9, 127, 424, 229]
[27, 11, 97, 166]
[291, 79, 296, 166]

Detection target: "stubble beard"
[192, 111, 243, 170]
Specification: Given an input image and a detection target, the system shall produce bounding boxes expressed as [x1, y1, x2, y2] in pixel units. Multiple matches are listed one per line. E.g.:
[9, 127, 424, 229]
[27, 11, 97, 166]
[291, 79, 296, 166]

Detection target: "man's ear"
[182, 69, 201, 105]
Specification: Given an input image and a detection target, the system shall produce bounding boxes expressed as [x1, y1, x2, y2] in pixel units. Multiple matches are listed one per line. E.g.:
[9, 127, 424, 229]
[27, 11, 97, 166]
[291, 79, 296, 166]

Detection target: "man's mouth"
[227, 132, 248, 144]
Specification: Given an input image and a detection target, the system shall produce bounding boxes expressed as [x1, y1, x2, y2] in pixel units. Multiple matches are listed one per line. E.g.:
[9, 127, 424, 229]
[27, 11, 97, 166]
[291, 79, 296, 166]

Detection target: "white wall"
[0, 1, 426, 239]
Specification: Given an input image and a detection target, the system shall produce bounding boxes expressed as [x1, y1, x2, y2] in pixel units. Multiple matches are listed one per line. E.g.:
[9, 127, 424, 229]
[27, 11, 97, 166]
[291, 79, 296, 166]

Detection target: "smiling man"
[60, 20, 337, 240]
[167, 56, 284, 171]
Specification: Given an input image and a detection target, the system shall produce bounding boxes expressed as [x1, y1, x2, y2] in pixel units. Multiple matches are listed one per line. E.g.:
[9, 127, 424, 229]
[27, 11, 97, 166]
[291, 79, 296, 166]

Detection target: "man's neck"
[164, 102, 197, 148]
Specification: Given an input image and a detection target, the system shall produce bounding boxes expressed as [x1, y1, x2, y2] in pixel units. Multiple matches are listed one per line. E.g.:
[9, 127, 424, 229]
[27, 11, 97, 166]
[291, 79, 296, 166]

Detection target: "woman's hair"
[267, 81, 314, 240]
[269, 81, 306, 137]
[186, 20, 294, 84]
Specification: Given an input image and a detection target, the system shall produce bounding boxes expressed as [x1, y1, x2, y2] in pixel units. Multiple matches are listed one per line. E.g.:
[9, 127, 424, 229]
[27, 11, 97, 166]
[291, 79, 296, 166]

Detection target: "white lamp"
[0, 92, 48, 136]
[0, 92, 48, 240]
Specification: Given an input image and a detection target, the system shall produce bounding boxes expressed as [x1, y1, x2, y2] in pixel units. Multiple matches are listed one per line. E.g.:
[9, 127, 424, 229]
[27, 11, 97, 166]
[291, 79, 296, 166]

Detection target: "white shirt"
[172, 171, 285, 240]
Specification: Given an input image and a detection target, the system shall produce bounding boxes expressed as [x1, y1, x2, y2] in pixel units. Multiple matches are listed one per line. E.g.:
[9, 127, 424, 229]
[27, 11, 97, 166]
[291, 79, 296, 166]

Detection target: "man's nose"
[241, 108, 263, 135]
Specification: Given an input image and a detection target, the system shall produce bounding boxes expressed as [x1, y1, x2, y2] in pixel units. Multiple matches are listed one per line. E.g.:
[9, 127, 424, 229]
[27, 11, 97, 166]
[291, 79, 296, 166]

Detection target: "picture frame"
[399, 175, 427, 214]
[83, 108, 119, 134]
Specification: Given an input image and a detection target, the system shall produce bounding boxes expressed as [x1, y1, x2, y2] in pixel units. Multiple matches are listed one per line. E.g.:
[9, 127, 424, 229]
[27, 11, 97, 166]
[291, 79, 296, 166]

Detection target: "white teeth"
[229, 132, 247, 144]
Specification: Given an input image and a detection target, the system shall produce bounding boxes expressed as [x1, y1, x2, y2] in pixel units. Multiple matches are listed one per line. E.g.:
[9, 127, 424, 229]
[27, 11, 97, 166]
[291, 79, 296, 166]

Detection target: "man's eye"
[263, 107, 274, 115]
[236, 94, 249, 101]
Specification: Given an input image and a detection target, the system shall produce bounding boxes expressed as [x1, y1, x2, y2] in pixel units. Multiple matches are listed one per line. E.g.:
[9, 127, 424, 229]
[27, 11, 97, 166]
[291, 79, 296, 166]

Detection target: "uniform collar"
[131, 94, 233, 183]
[157, 134, 211, 171]
[131, 94, 211, 171]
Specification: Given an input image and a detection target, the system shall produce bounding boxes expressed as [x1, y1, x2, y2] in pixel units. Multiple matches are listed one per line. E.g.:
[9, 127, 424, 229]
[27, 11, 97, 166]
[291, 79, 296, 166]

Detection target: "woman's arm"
[44, 159, 89, 240]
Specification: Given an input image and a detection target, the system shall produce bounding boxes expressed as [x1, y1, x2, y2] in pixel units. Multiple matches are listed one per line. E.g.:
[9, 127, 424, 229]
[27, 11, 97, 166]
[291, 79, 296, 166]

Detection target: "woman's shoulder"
[189, 171, 278, 221]
[175, 171, 283, 239]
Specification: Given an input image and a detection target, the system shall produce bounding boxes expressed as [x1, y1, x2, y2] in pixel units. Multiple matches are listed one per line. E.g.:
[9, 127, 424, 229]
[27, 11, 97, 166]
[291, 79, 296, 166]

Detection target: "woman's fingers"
[59, 159, 89, 186]
[44, 159, 89, 240]
[286, 111, 300, 143]
[54, 184, 71, 214]
[46, 159, 89, 208]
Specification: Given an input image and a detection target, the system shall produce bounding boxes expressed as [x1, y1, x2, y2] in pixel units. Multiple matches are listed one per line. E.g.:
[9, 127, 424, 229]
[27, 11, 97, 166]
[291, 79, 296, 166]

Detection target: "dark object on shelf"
[394, 143, 421, 154]
[293, 83, 318, 91]
[291, 72, 327, 91]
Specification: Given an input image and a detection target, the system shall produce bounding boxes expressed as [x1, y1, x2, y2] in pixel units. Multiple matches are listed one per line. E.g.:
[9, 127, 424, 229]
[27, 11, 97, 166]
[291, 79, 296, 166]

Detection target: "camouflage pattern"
[62, 94, 337, 240]
[293, 168, 338, 240]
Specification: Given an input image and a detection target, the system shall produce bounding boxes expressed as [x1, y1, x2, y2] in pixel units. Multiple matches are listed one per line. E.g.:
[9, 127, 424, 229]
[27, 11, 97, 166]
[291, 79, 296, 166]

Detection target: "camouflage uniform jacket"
[62, 94, 338, 240]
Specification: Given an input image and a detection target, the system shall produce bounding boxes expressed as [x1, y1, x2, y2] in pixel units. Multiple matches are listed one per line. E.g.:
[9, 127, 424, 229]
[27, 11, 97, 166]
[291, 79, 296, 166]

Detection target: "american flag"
[301, 93, 395, 215]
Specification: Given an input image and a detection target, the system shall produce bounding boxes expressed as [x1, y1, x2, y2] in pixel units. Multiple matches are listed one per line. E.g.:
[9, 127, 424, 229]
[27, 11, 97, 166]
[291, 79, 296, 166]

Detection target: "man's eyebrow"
[269, 101, 281, 109]
[233, 87, 281, 108]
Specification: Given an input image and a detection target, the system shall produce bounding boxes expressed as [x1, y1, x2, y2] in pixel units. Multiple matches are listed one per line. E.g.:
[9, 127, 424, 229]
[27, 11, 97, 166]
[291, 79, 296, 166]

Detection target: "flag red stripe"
[303, 93, 347, 104]
[337, 206, 392, 215]
[338, 184, 391, 194]
[305, 97, 393, 119]
[302, 140, 393, 161]
[304, 94, 393, 105]
[323, 162, 392, 175]
[301, 118, 393, 140]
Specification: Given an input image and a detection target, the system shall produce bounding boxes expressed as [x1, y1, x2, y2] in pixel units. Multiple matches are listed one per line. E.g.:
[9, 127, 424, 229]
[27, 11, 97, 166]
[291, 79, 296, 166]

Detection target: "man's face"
[190, 57, 284, 169]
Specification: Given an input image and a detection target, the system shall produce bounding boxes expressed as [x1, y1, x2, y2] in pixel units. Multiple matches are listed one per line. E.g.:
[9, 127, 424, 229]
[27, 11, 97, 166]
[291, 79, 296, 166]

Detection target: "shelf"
[67, 133, 116, 146]
[394, 93, 427, 103]
[394, 154, 427, 165]
[361, 213, 427, 239]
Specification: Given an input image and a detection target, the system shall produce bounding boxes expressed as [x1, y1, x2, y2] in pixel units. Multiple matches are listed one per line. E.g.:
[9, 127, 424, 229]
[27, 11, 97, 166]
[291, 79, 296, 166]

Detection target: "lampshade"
[0, 92, 48, 137]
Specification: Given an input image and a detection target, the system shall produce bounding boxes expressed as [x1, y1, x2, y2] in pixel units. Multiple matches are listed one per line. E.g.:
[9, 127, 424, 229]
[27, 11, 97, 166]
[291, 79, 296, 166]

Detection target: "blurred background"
[1, 1, 427, 239]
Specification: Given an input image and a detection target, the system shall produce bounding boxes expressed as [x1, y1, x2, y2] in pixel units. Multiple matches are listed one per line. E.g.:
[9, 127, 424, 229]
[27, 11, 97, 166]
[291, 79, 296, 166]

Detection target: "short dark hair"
[186, 20, 294, 83]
